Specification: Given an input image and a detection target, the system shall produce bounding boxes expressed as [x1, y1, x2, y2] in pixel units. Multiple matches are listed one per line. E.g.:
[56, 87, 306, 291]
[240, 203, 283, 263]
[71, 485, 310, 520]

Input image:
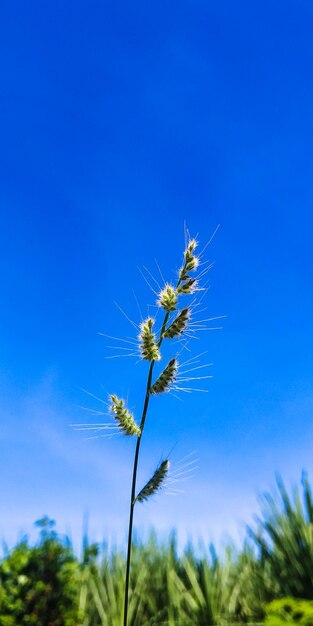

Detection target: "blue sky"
[1, 0, 313, 550]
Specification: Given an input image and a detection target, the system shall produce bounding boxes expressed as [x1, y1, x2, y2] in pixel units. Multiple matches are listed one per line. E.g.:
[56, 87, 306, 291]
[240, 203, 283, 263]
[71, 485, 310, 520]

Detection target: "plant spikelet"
[177, 278, 197, 295]
[179, 239, 199, 281]
[139, 318, 161, 361]
[157, 284, 177, 312]
[150, 358, 178, 395]
[135, 460, 170, 503]
[109, 395, 141, 436]
[163, 308, 190, 339]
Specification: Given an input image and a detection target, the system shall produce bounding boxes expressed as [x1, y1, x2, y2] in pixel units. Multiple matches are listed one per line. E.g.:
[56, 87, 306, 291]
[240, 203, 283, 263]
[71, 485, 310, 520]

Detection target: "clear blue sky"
[1, 0, 313, 550]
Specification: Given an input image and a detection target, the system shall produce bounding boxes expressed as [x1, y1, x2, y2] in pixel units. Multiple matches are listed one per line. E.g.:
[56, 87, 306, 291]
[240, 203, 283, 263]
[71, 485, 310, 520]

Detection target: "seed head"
[139, 317, 161, 361]
[109, 395, 141, 436]
[163, 308, 190, 339]
[157, 284, 178, 312]
[186, 238, 197, 254]
[179, 238, 199, 281]
[135, 459, 170, 503]
[150, 358, 178, 395]
[177, 278, 198, 295]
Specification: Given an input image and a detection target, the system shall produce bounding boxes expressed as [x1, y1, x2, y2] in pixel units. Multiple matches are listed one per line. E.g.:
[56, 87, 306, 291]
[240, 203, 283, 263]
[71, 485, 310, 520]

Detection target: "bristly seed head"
[186, 238, 197, 253]
[150, 358, 178, 395]
[163, 308, 190, 339]
[139, 317, 161, 361]
[135, 459, 170, 503]
[177, 278, 198, 295]
[157, 284, 178, 312]
[179, 239, 200, 282]
[109, 395, 141, 436]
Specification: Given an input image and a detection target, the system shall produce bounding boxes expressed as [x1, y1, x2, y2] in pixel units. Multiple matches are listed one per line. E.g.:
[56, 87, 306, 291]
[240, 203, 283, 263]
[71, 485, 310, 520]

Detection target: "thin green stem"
[123, 312, 170, 626]
[123, 364, 152, 626]
[123, 267, 186, 626]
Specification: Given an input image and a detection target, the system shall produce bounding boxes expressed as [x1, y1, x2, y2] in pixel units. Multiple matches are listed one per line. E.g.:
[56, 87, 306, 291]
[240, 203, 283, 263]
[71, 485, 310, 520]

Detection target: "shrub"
[0, 517, 81, 626]
[265, 597, 313, 626]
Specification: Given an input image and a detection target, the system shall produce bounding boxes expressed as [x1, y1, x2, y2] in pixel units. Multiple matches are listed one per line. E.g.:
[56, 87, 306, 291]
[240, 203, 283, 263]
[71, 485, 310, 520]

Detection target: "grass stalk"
[90, 236, 205, 626]
[122, 242, 199, 626]
[123, 309, 172, 626]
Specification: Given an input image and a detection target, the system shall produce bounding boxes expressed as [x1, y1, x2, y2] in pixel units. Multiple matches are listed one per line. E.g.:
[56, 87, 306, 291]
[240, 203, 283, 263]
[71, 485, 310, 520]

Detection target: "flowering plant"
[76, 232, 221, 626]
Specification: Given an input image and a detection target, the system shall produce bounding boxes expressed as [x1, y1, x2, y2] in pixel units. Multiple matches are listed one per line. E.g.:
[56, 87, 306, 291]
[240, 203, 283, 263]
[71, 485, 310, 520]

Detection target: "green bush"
[265, 597, 313, 626]
[0, 517, 81, 626]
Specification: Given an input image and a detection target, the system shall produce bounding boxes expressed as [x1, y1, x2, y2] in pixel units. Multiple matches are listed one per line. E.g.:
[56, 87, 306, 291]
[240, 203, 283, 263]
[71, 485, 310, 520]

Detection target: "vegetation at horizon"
[1, 475, 313, 625]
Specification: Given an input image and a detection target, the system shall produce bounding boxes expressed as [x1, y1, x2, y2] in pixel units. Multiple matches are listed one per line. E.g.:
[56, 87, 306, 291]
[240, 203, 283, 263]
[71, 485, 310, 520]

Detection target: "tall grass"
[78, 475, 313, 625]
[79, 533, 261, 625]
[119, 236, 209, 626]
[76, 233, 217, 626]
[249, 473, 313, 599]
[2, 475, 313, 624]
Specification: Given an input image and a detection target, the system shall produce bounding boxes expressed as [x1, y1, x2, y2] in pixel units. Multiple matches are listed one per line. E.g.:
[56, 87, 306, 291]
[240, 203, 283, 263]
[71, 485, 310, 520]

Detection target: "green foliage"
[265, 597, 313, 626]
[249, 474, 313, 599]
[0, 517, 81, 626]
[2, 475, 313, 624]
[79, 532, 264, 625]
